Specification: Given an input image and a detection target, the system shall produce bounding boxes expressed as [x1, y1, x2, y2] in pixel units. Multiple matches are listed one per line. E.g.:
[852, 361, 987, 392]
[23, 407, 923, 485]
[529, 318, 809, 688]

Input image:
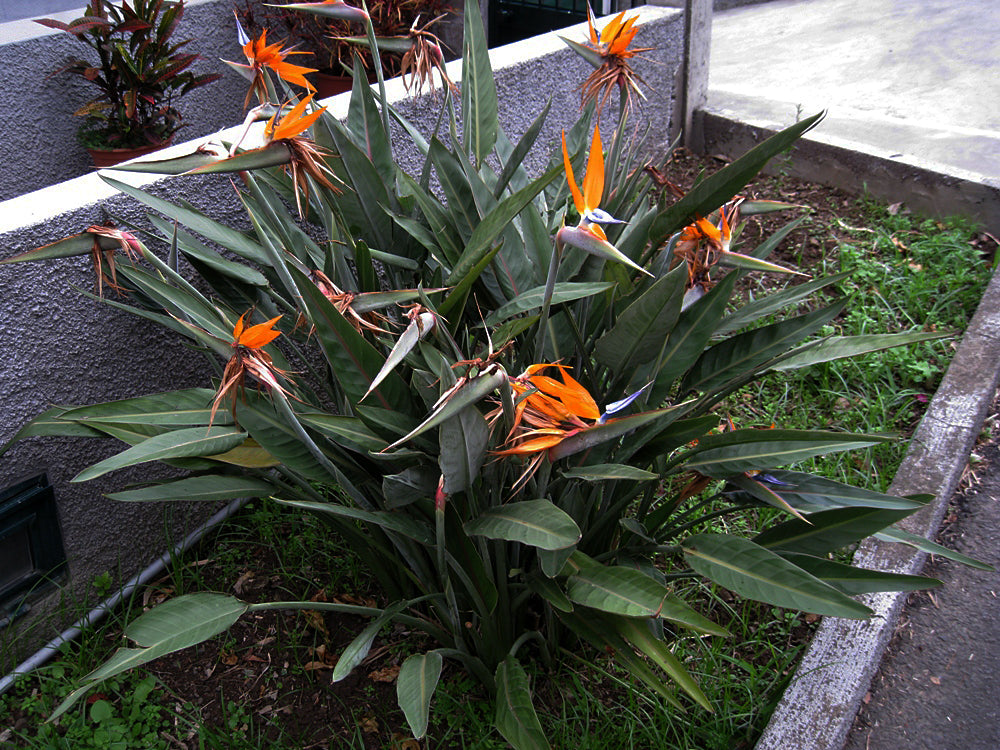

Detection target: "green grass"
[0, 200, 992, 749]
[734, 202, 991, 490]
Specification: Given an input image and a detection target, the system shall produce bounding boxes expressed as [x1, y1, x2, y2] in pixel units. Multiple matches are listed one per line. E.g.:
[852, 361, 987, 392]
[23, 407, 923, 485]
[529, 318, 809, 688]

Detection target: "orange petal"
[556, 369, 600, 420]
[582, 124, 604, 213]
[237, 315, 282, 348]
[561, 130, 586, 215]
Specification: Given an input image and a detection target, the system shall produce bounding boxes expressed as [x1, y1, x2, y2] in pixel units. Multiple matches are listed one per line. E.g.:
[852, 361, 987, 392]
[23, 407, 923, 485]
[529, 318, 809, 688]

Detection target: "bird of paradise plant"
[4, 2, 984, 748]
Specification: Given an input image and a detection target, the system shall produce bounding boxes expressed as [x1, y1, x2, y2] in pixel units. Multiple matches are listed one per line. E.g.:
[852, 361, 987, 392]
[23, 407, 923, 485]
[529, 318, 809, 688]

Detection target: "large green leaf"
[464, 499, 581, 550]
[494, 657, 549, 750]
[50, 593, 248, 721]
[332, 602, 406, 683]
[616, 617, 713, 711]
[716, 269, 847, 336]
[290, 265, 408, 412]
[1, 407, 105, 457]
[874, 526, 996, 571]
[101, 176, 268, 265]
[770, 331, 949, 371]
[648, 112, 824, 244]
[61, 389, 222, 426]
[594, 265, 688, 371]
[397, 652, 443, 740]
[731, 470, 922, 512]
[72, 426, 248, 483]
[146, 214, 268, 288]
[550, 406, 683, 461]
[439, 406, 490, 495]
[682, 533, 872, 618]
[684, 429, 892, 476]
[461, 0, 498, 166]
[277, 499, 434, 545]
[646, 272, 739, 399]
[778, 552, 941, 594]
[106, 475, 274, 502]
[753, 505, 918, 556]
[680, 301, 845, 394]
[486, 282, 615, 325]
[561, 464, 658, 481]
[567, 564, 728, 635]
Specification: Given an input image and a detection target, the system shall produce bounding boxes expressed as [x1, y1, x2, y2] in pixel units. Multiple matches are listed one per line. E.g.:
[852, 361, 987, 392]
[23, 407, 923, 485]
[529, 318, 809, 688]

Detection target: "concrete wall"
[0, 4, 685, 665]
[0, 0, 250, 202]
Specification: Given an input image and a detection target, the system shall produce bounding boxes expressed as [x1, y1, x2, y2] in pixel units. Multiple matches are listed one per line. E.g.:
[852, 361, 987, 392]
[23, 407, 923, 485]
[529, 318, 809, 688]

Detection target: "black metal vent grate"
[0, 475, 67, 622]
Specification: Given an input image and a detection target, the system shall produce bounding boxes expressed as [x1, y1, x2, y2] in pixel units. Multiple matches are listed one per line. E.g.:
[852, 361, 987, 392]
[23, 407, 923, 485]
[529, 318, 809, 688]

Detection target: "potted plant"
[37, 0, 221, 167]
[234, 0, 454, 97]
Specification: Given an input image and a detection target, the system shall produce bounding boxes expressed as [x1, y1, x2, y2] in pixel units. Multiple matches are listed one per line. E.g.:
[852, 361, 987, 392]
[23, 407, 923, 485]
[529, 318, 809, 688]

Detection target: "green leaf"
[290, 265, 408, 412]
[486, 282, 615, 325]
[685, 429, 893, 476]
[770, 331, 950, 371]
[1, 407, 105, 457]
[465, 499, 581, 550]
[526, 574, 573, 612]
[874, 526, 996, 571]
[106, 475, 274, 502]
[732, 470, 922, 512]
[439, 406, 490, 495]
[146, 214, 268, 287]
[494, 657, 550, 750]
[61, 389, 221, 426]
[648, 112, 824, 244]
[616, 618, 713, 711]
[682, 533, 873, 618]
[681, 301, 845, 394]
[753, 506, 918, 556]
[594, 265, 688, 371]
[716, 269, 847, 336]
[647, 272, 739, 398]
[50, 594, 248, 721]
[72, 426, 248, 483]
[277, 499, 434, 545]
[333, 602, 406, 683]
[1, 231, 107, 264]
[101, 176, 267, 265]
[567, 564, 728, 635]
[461, 0, 498, 166]
[397, 652, 443, 740]
[561, 464, 658, 481]
[778, 552, 941, 594]
[566, 565, 670, 618]
[384, 369, 505, 451]
[550, 406, 682, 461]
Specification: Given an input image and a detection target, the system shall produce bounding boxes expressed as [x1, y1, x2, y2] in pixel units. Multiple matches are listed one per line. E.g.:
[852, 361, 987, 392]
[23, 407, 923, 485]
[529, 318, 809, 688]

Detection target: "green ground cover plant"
[2, 1, 993, 747]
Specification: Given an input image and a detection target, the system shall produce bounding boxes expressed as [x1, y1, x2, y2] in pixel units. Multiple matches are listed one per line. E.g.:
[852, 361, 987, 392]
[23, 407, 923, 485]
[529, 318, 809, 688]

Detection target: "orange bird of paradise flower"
[232, 16, 317, 108]
[211, 313, 296, 424]
[494, 364, 648, 490]
[560, 123, 624, 242]
[262, 94, 338, 217]
[580, 6, 650, 114]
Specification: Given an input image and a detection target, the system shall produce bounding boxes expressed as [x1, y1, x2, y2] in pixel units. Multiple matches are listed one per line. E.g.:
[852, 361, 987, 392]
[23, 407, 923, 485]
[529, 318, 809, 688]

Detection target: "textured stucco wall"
[0, 0, 250, 202]
[0, 4, 685, 665]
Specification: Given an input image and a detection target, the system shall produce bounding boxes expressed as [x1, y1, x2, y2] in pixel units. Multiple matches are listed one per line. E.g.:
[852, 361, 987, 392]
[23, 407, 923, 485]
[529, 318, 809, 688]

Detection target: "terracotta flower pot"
[311, 72, 355, 99]
[86, 138, 172, 168]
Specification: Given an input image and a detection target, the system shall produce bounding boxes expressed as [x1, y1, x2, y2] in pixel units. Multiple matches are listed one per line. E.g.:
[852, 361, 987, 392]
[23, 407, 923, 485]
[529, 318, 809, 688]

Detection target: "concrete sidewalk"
[701, 0, 1000, 232]
[843, 432, 1000, 749]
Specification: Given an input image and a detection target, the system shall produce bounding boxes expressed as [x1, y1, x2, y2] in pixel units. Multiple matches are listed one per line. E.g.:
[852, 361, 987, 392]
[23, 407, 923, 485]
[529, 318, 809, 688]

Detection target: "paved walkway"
[843, 435, 1000, 749]
[707, 0, 1000, 181]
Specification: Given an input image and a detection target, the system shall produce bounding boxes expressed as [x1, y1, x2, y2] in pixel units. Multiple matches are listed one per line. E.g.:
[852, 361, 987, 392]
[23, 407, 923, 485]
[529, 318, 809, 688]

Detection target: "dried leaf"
[368, 665, 400, 683]
[930, 676, 941, 685]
